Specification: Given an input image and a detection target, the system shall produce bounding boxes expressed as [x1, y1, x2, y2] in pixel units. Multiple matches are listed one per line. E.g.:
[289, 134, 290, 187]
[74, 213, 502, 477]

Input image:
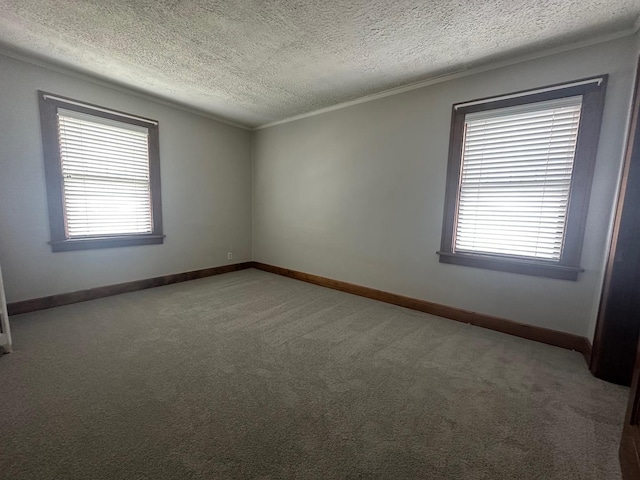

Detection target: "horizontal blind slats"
[463, 141, 579, 157]
[59, 126, 148, 146]
[62, 170, 151, 184]
[465, 117, 579, 135]
[465, 125, 579, 144]
[57, 111, 153, 237]
[60, 140, 149, 158]
[58, 109, 149, 134]
[454, 97, 582, 260]
[464, 115, 580, 136]
[61, 163, 149, 177]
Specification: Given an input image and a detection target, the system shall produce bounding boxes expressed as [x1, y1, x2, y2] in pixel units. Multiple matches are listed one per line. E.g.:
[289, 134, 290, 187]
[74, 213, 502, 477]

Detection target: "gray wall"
[252, 36, 637, 338]
[0, 54, 252, 303]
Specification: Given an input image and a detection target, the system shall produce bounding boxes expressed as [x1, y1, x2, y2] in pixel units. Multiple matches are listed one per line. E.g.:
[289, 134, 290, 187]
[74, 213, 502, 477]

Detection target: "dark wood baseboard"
[252, 262, 591, 356]
[582, 339, 593, 368]
[7, 262, 253, 316]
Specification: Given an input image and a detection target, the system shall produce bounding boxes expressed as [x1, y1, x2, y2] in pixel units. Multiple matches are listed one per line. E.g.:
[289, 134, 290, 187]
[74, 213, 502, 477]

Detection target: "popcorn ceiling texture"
[0, 0, 638, 127]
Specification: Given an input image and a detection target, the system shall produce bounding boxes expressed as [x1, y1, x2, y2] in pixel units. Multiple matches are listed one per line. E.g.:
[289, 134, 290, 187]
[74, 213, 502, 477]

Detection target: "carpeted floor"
[0, 269, 629, 479]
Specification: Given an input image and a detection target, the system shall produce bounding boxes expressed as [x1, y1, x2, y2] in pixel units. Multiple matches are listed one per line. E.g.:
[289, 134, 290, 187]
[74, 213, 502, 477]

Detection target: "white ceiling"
[0, 1, 638, 127]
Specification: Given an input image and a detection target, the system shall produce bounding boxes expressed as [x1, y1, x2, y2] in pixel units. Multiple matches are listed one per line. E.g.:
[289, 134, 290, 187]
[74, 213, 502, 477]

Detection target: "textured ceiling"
[0, 1, 638, 127]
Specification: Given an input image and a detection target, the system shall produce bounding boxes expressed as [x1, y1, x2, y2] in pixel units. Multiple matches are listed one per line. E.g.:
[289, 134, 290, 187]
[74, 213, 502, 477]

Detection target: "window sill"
[50, 234, 165, 252]
[436, 251, 583, 281]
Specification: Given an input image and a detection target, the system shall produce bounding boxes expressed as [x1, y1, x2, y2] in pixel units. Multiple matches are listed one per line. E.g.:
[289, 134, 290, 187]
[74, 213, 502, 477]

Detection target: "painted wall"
[252, 36, 637, 338]
[0, 54, 252, 303]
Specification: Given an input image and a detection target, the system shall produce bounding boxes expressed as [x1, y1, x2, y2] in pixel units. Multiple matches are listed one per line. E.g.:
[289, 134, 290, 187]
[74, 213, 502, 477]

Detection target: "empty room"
[2, 1, 640, 478]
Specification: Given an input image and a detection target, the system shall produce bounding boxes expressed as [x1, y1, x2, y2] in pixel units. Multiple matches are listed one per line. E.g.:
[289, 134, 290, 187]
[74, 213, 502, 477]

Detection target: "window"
[38, 91, 163, 251]
[438, 76, 607, 280]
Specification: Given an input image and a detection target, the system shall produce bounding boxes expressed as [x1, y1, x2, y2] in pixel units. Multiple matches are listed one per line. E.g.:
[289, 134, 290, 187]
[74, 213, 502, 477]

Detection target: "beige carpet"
[0, 269, 629, 479]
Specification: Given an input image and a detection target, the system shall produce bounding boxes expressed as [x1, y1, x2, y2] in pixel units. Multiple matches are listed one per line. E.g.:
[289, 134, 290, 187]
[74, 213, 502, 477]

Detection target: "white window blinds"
[57, 109, 153, 237]
[454, 96, 583, 260]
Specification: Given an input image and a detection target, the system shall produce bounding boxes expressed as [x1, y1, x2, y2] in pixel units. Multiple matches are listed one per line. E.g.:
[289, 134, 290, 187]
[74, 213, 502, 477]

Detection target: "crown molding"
[255, 24, 640, 131]
[0, 45, 252, 131]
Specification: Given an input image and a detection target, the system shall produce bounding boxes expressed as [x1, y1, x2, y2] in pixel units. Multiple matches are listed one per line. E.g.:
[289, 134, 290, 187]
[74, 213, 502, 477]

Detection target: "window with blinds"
[39, 91, 163, 252]
[58, 109, 153, 237]
[455, 96, 582, 260]
[438, 77, 607, 280]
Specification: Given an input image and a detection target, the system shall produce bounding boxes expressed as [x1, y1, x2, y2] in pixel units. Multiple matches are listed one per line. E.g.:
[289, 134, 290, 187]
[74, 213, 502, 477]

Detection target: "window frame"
[437, 76, 608, 281]
[38, 91, 164, 252]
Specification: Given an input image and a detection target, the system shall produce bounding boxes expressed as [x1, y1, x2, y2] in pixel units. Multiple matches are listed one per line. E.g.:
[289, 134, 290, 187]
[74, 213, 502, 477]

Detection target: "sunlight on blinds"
[454, 96, 583, 260]
[57, 109, 152, 237]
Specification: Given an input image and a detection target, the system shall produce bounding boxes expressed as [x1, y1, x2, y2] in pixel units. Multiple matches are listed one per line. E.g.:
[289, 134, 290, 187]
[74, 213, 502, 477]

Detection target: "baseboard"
[7, 262, 253, 316]
[581, 339, 593, 367]
[252, 262, 591, 355]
